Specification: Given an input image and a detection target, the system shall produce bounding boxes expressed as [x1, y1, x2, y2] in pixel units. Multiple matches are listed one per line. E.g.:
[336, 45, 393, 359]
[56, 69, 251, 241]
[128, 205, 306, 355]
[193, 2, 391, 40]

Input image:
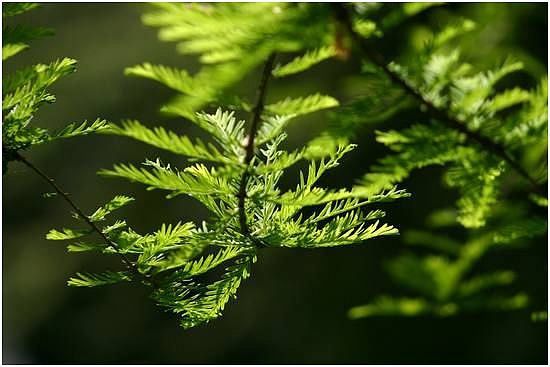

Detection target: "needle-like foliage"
[2, 3, 108, 174]
[349, 209, 546, 318]
[42, 2, 546, 327]
[52, 104, 407, 328]
[48, 3, 412, 329]
[125, 3, 434, 119]
[355, 48, 547, 228]
[318, 7, 547, 318]
[125, 3, 336, 119]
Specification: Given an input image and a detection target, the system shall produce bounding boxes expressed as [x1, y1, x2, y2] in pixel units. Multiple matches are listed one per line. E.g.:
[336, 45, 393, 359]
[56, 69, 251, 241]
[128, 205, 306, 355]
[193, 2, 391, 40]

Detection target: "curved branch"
[14, 152, 147, 279]
[237, 53, 276, 241]
[332, 3, 545, 195]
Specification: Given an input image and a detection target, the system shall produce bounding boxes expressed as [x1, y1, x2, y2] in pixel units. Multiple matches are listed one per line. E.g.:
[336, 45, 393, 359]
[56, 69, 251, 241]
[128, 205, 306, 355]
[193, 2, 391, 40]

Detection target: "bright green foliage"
[42, 3, 545, 328]
[127, 3, 335, 119]
[68, 271, 132, 287]
[47, 4, 417, 326]
[108, 120, 234, 165]
[265, 93, 339, 118]
[272, 45, 337, 77]
[46, 227, 91, 241]
[2, 3, 108, 173]
[126, 3, 429, 120]
[53, 103, 407, 328]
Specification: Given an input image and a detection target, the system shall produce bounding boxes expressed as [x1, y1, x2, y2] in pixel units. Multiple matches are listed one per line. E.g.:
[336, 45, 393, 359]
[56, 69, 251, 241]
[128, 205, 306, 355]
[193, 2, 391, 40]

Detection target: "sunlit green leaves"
[193, 109, 245, 154]
[67, 241, 114, 253]
[46, 228, 91, 241]
[49, 119, 109, 141]
[68, 271, 132, 287]
[3, 58, 77, 130]
[91, 99, 404, 327]
[265, 93, 339, 118]
[272, 45, 336, 77]
[153, 255, 255, 329]
[51, 2, 422, 330]
[101, 159, 236, 200]
[108, 120, 236, 164]
[3, 43, 27, 60]
[88, 195, 135, 222]
[3, 12, 106, 172]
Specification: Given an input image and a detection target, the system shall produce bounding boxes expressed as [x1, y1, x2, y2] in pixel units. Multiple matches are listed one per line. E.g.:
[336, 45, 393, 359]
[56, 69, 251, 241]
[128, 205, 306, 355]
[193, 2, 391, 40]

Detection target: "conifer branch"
[332, 3, 545, 195]
[14, 152, 144, 277]
[237, 53, 276, 242]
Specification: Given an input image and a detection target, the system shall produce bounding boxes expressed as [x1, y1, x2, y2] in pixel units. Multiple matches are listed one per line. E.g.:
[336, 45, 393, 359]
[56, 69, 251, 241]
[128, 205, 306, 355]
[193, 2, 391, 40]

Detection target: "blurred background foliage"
[3, 2, 547, 363]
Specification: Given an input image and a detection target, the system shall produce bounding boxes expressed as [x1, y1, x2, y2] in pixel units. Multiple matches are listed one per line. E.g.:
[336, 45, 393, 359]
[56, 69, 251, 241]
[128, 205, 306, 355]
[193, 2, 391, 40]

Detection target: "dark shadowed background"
[3, 2, 548, 364]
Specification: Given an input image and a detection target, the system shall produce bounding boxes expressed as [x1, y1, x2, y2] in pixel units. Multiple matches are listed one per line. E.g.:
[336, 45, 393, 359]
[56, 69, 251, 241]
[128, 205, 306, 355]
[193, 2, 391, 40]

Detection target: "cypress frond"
[3, 9, 106, 173]
[265, 93, 339, 118]
[108, 120, 236, 165]
[62, 47, 405, 328]
[272, 45, 337, 77]
[37, 3, 544, 331]
[68, 271, 132, 287]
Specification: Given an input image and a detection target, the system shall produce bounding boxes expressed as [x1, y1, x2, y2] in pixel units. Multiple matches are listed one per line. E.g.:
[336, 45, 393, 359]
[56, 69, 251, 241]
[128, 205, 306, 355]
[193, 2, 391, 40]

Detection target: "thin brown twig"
[14, 152, 148, 280]
[237, 53, 276, 243]
[332, 3, 545, 196]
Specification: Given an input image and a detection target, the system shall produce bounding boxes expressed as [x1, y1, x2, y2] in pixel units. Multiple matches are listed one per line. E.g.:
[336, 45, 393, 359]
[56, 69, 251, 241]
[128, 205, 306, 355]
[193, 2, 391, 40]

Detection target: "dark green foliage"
[318, 10, 547, 318]
[354, 54, 547, 228]
[349, 215, 546, 318]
